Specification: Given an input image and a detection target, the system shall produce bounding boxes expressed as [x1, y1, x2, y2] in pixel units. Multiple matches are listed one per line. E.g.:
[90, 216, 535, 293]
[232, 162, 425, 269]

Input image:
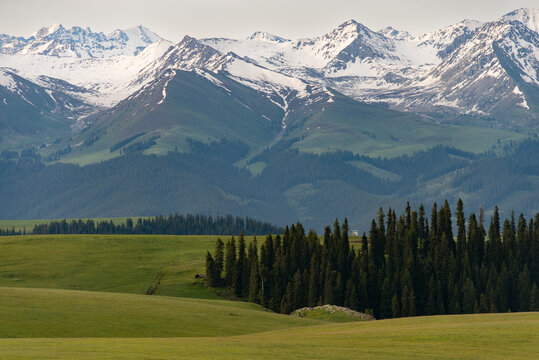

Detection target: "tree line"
[0, 227, 25, 236]
[206, 200, 539, 318]
[26, 214, 283, 236]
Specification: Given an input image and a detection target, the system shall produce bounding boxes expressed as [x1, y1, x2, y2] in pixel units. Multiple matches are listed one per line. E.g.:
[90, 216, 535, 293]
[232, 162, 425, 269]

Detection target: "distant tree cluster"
[109, 133, 145, 152]
[0, 227, 25, 236]
[206, 200, 539, 318]
[29, 214, 283, 236]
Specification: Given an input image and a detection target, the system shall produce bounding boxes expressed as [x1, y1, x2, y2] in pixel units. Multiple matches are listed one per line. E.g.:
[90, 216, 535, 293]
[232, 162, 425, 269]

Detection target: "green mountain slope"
[61, 69, 283, 164]
[0, 72, 85, 150]
[286, 92, 527, 158]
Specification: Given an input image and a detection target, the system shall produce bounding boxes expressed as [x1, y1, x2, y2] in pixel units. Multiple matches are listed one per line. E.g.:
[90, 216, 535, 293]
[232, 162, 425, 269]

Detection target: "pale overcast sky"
[2, 0, 537, 41]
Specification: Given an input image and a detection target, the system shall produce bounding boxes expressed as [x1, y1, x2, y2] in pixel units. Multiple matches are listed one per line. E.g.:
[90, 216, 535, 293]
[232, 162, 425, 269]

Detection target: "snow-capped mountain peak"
[123, 25, 162, 46]
[34, 23, 65, 38]
[326, 19, 364, 41]
[1, 24, 165, 58]
[378, 26, 413, 41]
[500, 7, 539, 33]
[295, 19, 395, 66]
[416, 19, 484, 58]
[247, 31, 290, 43]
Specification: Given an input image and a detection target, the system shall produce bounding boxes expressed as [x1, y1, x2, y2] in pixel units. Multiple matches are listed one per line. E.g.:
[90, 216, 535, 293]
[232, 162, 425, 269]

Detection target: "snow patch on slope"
[0, 69, 17, 91]
[501, 7, 539, 33]
[513, 85, 530, 109]
[0, 39, 174, 107]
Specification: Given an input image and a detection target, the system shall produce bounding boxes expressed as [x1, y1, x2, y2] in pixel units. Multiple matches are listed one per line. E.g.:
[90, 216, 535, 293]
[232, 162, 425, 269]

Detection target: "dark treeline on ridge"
[10, 214, 283, 236]
[206, 200, 539, 318]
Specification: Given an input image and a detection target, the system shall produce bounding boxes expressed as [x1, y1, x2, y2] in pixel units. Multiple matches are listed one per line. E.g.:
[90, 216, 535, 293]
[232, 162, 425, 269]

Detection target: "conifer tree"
[519, 266, 531, 311]
[249, 260, 260, 304]
[391, 294, 401, 318]
[348, 282, 359, 311]
[530, 282, 539, 311]
[205, 251, 218, 287]
[456, 199, 466, 272]
[401, 286, 411, 317]
[376, 208, 386, 268]
[233, 233, 247, 297]
[380, 278, 393, 319]
[214, 238, 224, 283]
[339, 218, 350, 278]
[430, 203, 438, 237]
[335, 272, 344, 305]
[427, 275, 437, 315]
[323, 265, 333, 305]
[441, 200, 454, 251]
[487, 206, 502, 269]
[409, 287, 417, 316]
[452, 284, 461, 314]
[462, 278, 476, 313]
[479, 293, 488, 313]
[358, 272, 370, 311]
[291, 270, 305, 310]
[323, 226, 331, 251]
[308, 251, 321, 307]
[280, 282, 293, 314]
[224, 237, 236, 286]
[418, 204, 426, 240]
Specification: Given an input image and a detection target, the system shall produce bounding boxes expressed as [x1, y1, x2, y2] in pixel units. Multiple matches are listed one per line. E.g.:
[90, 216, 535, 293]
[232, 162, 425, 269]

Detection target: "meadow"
[0, 234, 538, 359]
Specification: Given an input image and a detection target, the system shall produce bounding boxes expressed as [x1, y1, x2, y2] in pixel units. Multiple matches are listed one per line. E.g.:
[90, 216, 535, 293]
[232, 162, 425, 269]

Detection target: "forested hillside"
[1, 138, 538, 229]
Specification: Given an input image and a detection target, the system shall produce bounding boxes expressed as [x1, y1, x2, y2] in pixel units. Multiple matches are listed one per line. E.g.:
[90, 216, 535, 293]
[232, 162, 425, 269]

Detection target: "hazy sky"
[2, 0, 537, 41]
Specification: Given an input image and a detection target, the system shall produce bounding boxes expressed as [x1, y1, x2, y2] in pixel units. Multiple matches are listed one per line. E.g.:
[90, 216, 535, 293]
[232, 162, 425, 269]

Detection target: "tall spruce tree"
[224, 237, 236, 287]
[233, 233, 247, 297]
[205, 251, 218, 287]
[214, 238, 224, 284]
[249, 260, 260, 304]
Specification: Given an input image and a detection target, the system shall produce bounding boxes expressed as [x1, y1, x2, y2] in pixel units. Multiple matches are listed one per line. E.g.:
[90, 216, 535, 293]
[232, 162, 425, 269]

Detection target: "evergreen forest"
[206, 200, 539, 318]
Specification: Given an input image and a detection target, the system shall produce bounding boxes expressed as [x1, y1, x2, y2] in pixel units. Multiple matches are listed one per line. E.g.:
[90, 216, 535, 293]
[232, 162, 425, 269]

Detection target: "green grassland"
[0, 287, 321, 338]
[0, 312, 537, 359]
[1, 234, 538, 359]
[0, 235, 233, 298]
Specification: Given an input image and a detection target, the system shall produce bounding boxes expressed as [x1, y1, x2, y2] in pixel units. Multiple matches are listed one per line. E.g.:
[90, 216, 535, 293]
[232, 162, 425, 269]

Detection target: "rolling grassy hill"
[0, 234, 232, 298]
[0, 287, 321, 338]
[1, 234, 538, 359]
[0, 310, 537, 359]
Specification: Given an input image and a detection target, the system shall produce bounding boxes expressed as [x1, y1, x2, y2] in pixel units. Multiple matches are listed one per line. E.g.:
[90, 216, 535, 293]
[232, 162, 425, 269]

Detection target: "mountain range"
[0, 7, 537, 153]
[0, 8, 538, 228]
